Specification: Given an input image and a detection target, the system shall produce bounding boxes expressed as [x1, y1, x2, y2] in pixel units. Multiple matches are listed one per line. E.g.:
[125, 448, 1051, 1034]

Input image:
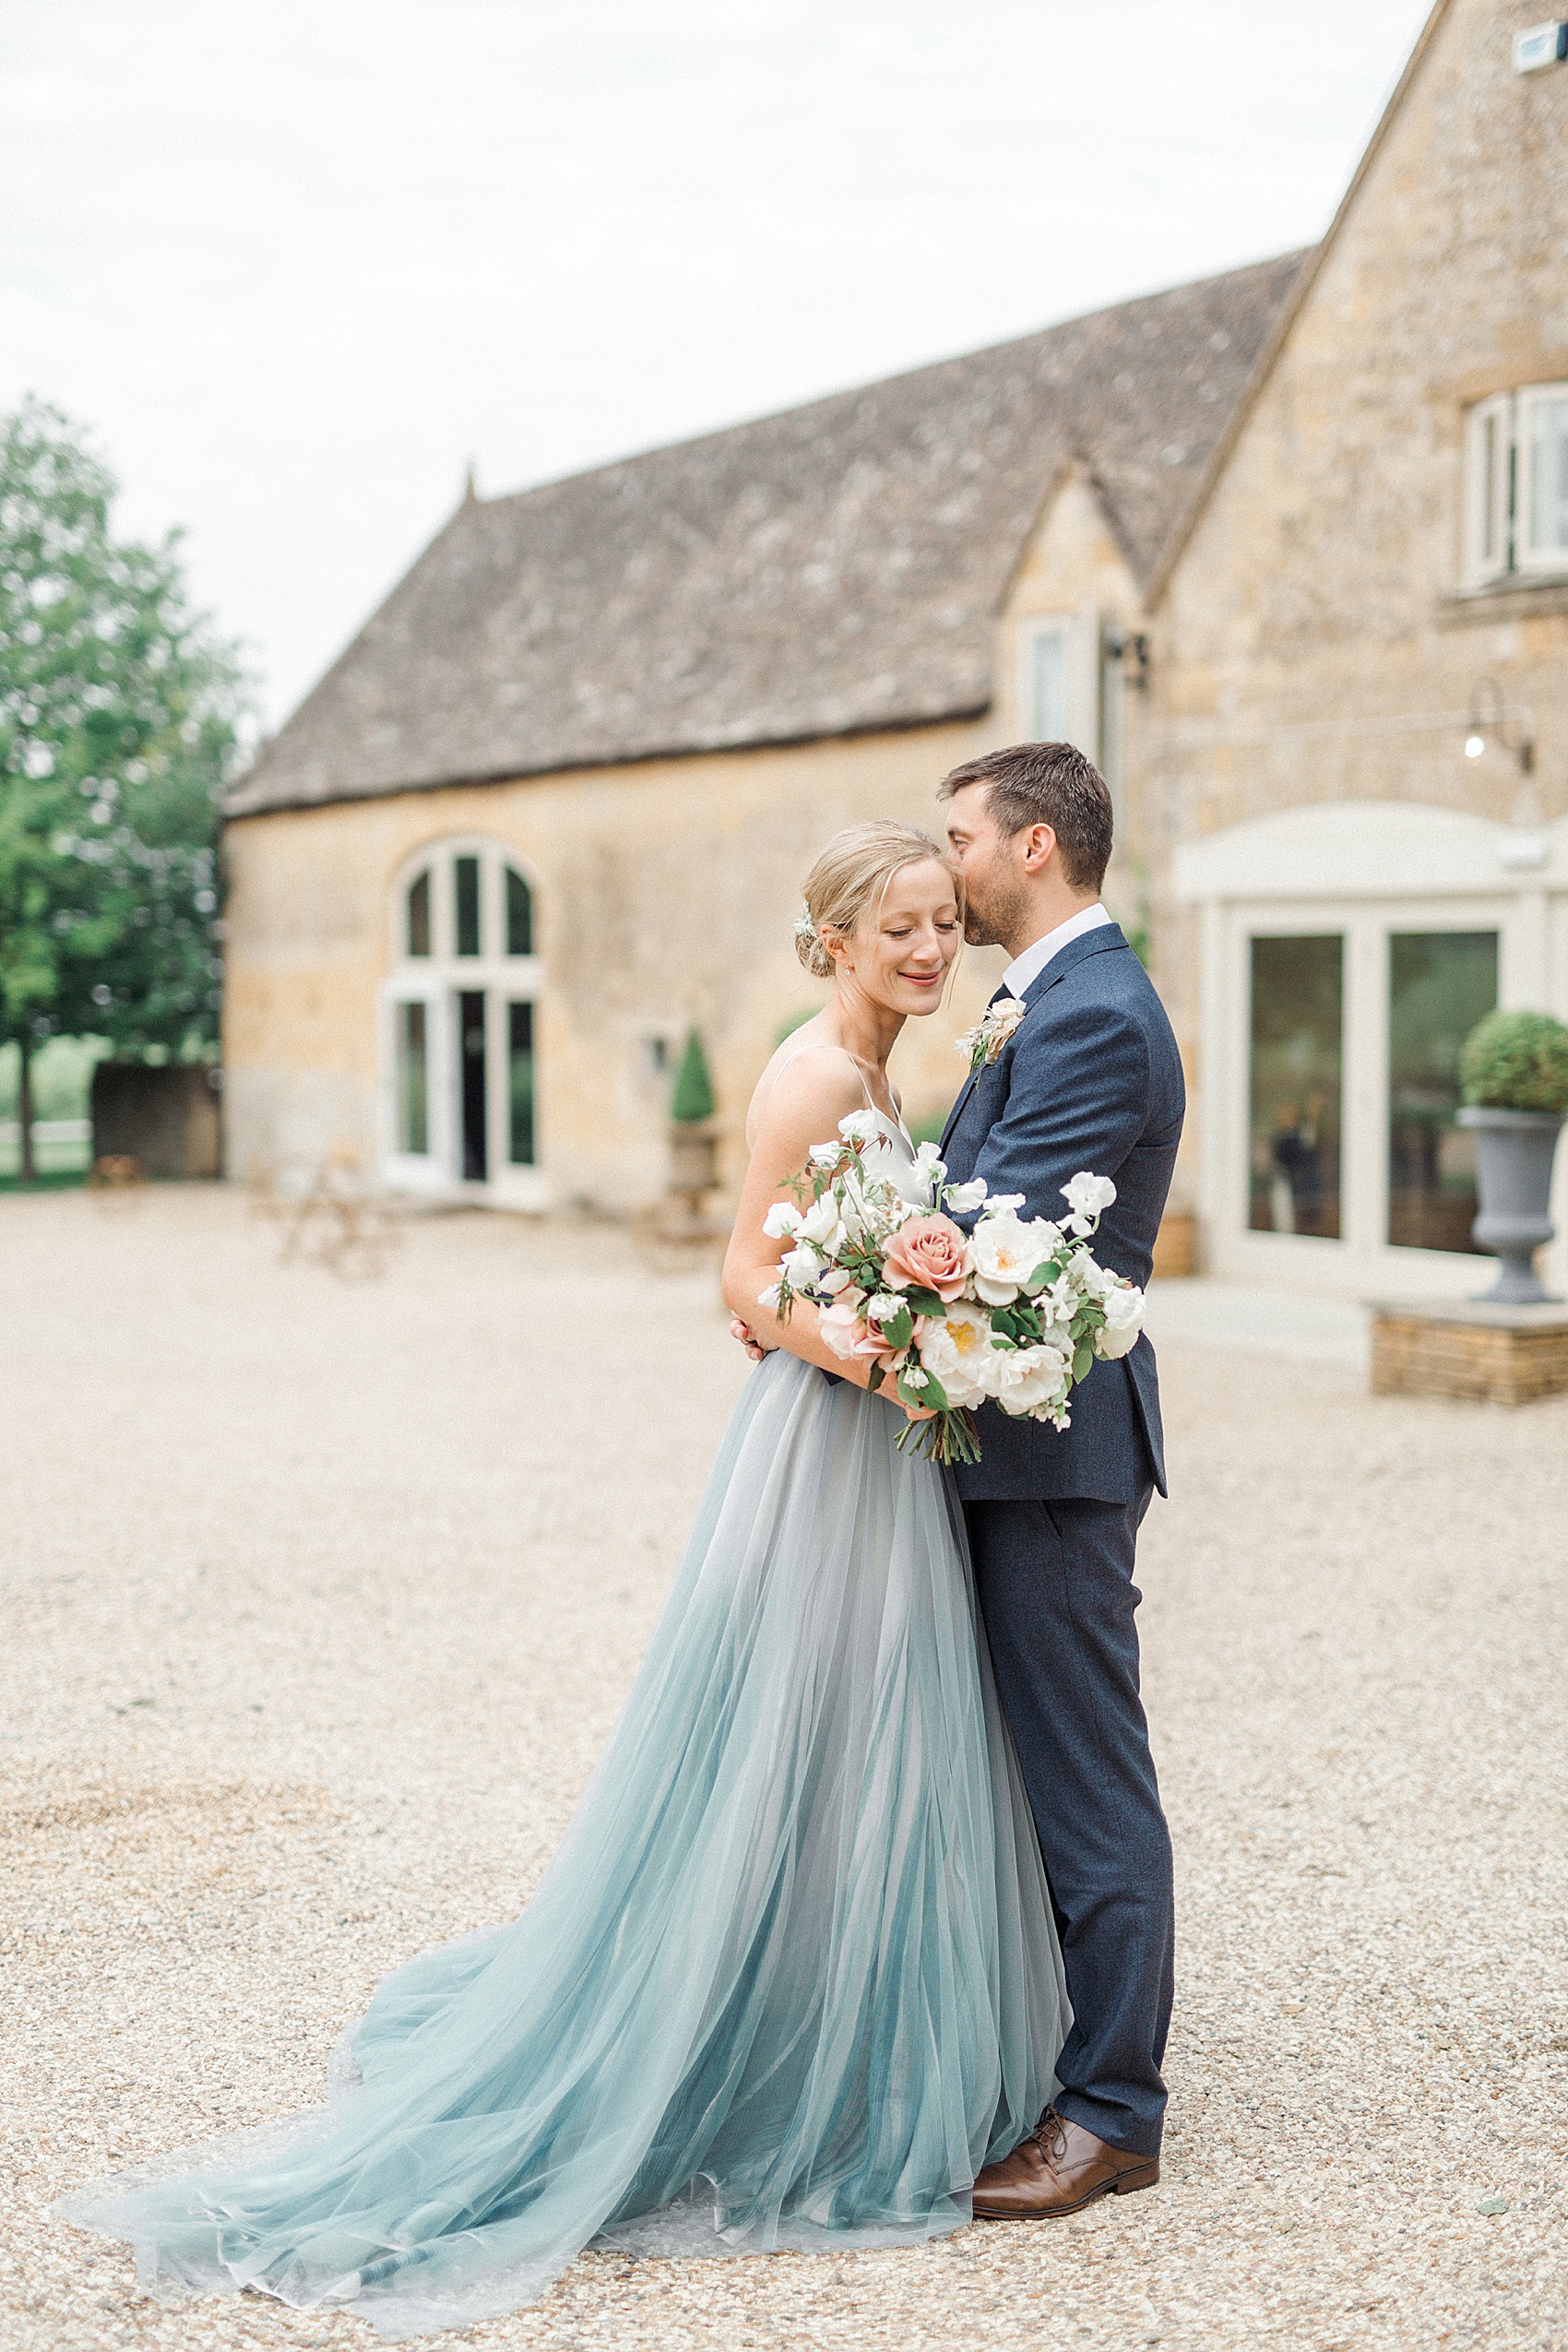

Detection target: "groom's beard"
[963, 872, 1029, 953]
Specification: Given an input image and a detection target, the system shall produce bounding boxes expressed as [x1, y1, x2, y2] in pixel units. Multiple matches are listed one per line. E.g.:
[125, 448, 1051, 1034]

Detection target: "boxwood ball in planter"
[1455, 1010, 1568, 1304]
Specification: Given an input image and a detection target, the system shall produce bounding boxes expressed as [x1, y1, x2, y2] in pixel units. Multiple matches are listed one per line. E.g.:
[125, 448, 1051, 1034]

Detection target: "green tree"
[0, 398, 245, 1177]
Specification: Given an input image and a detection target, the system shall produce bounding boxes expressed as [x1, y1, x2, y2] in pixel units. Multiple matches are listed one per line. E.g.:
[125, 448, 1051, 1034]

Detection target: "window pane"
[398, 1002, 428, 1154]
[1479, 411, 1500, 566]
[406, 871, 431, 957]
[459, 991, 487, 1179]
[1388, 932, 1498, 1253]
[1029, 627, 1068, 739]
[1526, 392, 1568, 562]
[505, 866, 533, 956]
[1249, 936, 1343, 1240]
[455, 855, 481, 956]
[508, 1001, 535, 1166]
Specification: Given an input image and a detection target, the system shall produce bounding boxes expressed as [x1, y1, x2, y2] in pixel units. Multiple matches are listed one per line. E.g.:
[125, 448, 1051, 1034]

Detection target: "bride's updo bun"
[793, 820, 954, 980]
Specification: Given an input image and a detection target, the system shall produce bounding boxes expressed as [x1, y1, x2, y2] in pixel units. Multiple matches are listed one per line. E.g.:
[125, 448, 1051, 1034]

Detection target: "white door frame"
[1177, 802, 1568, 1299]
[380, 837, 548, 1210]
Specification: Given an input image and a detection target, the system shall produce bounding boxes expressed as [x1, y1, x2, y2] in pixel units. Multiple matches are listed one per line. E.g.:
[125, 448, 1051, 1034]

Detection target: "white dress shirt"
[1001, 902, 1114, 1000]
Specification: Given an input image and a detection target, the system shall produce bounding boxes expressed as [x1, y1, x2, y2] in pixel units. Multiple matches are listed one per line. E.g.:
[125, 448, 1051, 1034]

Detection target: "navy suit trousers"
[966, 1490, 1174, 2159]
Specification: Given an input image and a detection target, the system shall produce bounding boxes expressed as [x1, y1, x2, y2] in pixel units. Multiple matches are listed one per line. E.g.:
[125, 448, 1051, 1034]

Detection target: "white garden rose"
[762, 1199, 803, 1239]
[1061, 1170, 1117, 1234]
[1098, 1282, 1146, 1359]
[797, 1193, 848, 1253]
[968, 1215, 1054, 1305]
[917, 1304, 999, 1409]
[991, 1339, 1073, 1418]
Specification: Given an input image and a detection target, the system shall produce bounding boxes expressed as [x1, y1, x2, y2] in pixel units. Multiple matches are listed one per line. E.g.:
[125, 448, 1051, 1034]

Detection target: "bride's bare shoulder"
[745, 1035, 866, 1152]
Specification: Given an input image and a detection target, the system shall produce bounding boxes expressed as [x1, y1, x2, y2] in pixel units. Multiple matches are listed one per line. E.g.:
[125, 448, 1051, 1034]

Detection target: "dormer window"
[1465, 384, 1568, 586]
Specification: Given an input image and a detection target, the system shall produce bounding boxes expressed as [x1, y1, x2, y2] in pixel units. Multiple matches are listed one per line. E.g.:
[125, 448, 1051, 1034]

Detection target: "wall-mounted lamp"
[1104, 625, 1150, 691]
[1464, 678, 1534, 773]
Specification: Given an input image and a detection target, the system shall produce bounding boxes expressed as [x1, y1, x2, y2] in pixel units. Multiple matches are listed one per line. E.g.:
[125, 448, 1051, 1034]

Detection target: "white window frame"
[382, 838, 545, 1208]
[1515, 380, 1568, 576]
[1463, 383, 1568, 587]
[1464, 393, 1514, 586]
[1016, 609, 1099, 753]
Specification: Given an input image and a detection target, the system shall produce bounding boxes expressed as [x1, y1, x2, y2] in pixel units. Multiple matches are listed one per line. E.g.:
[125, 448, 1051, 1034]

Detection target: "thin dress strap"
[745, 1040, 880, 1149]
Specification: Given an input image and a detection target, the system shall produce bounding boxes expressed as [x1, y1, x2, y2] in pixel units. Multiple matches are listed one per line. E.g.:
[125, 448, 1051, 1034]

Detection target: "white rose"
[762, 1199, 802, 1239]
[917, 1304, 1000, 1409]
[837, 1109, 880, 1145]
[1061, 1171, 1117, 1235]
[943, 1178, 988, 1213]
[991, 1339, 1073, 1418]
[797, 1193, 847, 1253]
[968, 1215, 1052, 1305]
[1098, 1282, 1145, 1359]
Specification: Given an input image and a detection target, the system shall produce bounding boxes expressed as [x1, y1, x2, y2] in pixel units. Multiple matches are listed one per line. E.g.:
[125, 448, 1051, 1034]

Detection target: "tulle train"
[59, 1351, 1069, 2338]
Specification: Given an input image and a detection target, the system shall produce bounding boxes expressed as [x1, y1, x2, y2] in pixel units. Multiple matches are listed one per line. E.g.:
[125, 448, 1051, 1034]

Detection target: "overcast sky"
[2, 0, 1433, 728]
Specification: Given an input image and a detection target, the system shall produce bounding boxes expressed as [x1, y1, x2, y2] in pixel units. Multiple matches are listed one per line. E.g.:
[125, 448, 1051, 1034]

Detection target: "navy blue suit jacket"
[940, 923, 1185, 1504]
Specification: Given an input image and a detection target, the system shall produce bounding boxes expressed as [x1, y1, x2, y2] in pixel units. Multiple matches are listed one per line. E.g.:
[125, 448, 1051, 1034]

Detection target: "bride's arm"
[721, 1058, 886, 1393]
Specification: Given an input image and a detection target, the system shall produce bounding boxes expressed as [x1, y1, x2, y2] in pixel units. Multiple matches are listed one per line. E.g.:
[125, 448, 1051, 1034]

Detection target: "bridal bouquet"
[759, 1113, 1146, 1465]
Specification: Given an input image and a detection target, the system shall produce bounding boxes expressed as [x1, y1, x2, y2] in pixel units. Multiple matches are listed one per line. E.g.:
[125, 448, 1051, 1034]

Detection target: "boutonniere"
[956, 994, 1027, 1077]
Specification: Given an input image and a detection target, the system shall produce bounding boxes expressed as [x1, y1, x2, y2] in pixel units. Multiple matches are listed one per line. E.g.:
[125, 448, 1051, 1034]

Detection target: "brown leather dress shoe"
[971, 2105, 1158, 2220]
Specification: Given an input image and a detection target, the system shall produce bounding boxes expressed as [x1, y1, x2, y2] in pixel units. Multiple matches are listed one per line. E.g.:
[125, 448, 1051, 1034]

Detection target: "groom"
[939, 742, 1183, 2219]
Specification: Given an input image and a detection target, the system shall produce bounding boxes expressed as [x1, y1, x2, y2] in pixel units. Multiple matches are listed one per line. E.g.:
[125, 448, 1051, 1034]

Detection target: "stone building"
[224, 255, 1300, 1211]
[225, 0, 1568, 1296]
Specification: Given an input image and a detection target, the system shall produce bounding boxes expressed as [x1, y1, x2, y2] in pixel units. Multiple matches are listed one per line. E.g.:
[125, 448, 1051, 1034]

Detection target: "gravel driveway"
[2, 1185, 1564, 2351]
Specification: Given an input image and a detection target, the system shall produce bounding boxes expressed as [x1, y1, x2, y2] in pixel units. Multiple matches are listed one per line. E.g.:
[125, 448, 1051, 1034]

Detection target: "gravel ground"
[2, 1184, 1565, 2352]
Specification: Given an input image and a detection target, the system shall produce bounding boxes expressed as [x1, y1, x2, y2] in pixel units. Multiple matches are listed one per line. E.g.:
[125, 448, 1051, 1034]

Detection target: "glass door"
[1248, 934, 1344, 1239]
[1386, 932, 1498, 1253]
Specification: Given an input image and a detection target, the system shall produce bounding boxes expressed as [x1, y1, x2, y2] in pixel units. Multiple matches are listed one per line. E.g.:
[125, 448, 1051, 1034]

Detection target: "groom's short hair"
[938, 742, 1113, 891]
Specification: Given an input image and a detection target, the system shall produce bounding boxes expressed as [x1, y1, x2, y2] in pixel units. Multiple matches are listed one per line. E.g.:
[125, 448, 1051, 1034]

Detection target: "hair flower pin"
[956, 995, 1027, 1076]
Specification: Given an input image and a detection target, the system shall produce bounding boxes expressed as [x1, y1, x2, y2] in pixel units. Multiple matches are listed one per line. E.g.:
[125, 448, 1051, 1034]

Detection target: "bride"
[59, 820, 1068, 2340]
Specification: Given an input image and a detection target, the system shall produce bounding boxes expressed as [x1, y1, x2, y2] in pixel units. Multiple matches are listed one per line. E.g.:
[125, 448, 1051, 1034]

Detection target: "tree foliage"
[0, 398, 246, 1151]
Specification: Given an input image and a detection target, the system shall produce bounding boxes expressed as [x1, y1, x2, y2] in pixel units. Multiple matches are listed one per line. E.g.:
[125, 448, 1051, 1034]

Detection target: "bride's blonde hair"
[793, 821, 958, 980]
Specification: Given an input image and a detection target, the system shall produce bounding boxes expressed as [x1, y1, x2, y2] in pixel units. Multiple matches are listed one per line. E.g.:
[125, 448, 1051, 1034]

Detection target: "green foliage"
[1458, 1009, 1568, 1114]
[0, 396, 247, 1067]
[670, 1024, 716, 1123]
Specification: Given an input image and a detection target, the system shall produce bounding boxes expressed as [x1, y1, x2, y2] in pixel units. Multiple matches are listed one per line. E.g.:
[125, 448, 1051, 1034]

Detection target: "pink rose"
[882, 1215, 969, 1301]
[817, 1302, 872, 1360]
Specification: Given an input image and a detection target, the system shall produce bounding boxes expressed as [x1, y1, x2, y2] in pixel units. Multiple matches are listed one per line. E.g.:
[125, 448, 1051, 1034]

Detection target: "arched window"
[384, 841, 542, 1205]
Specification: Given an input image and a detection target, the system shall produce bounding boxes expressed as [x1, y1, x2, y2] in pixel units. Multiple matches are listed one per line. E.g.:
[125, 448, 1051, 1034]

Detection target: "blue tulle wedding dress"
[60, 1123, 1069, 2340]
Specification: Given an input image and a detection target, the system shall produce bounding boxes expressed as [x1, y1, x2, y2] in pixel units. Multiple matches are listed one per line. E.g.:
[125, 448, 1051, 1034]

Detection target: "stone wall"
[220, 719, 1010, 1207]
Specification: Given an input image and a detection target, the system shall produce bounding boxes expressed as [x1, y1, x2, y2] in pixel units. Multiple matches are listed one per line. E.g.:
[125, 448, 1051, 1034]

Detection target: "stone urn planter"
[668, 1115, 719, 1209]
[1455, 1008, 1568, 1306]
[1456, 1107, 1563, 1303]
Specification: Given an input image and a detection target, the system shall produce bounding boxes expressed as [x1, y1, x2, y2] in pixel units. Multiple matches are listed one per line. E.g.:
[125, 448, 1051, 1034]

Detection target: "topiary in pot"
[668, 1026, 719, 1212]
[670, 1026, 717, 1124]
[1455, 1009, 1568, 1304]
